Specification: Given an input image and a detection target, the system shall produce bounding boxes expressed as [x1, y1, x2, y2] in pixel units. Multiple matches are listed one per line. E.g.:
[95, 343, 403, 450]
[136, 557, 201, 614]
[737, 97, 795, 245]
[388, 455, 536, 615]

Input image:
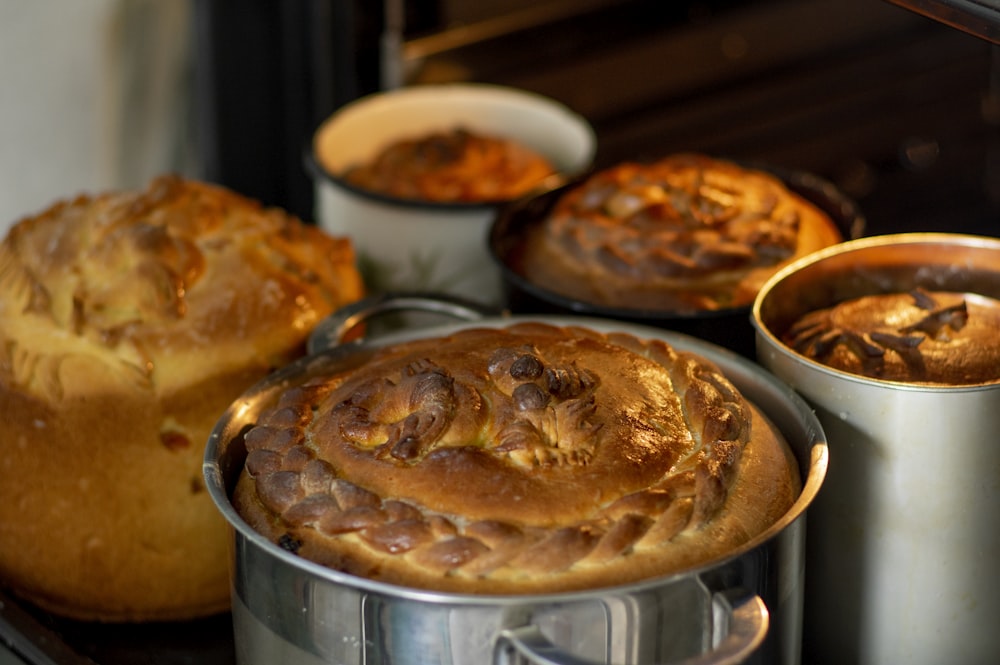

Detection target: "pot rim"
[752, 231, 1000, 392]
[204, 314, 827, 606]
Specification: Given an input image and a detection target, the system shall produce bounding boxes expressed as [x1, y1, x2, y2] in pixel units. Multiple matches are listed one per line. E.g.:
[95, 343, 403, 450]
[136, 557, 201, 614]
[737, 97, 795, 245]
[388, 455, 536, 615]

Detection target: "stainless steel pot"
[205, 294, 828, 665]
[752, 233, 1000, 665]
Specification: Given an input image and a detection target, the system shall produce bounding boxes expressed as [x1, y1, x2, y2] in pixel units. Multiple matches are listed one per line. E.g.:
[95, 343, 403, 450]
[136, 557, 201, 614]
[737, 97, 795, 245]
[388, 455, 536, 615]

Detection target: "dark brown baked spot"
[160, 430, 191, 451]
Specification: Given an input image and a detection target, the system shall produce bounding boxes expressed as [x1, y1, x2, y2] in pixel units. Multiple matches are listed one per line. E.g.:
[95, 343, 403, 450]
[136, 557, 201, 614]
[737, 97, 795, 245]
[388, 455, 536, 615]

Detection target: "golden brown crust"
[783, 288, 1000, 385]
[0, 175, 364, 621]
[343, 127, 555, 202]
[520, 153, 843, 311]
[233, 323, 800, 593]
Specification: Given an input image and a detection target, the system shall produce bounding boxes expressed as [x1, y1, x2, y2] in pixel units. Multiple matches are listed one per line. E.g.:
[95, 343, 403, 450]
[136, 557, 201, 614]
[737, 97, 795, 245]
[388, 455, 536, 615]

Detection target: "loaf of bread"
[0, 175, 364, 621]
[343, 127, 555, 203]
[233, 322, 800, 594]
[783, 287, 1000, 385]
[519, 153, 844, 312]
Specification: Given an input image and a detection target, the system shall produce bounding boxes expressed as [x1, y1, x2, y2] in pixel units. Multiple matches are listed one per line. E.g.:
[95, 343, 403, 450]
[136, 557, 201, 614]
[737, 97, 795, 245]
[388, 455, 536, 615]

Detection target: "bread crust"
[233, 323, 800, 593]
[520, 154, 843, 311]
[343, 127, 555, 203]
[783, 288, 1000, 385]
[0, 175, 364, 621]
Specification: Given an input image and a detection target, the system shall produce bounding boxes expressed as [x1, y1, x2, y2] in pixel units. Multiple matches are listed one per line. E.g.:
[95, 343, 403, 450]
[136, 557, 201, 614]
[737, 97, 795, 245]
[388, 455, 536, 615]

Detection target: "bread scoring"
[234, 322, 800, 593]
[0, 175, 364, 621]
[519, 153, 843, 312]
[783, 288, 1000, 385]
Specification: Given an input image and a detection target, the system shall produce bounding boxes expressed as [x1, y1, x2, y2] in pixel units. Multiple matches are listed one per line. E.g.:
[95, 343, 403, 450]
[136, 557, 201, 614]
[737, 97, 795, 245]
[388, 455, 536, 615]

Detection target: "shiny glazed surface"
[205, 309, 828, 665]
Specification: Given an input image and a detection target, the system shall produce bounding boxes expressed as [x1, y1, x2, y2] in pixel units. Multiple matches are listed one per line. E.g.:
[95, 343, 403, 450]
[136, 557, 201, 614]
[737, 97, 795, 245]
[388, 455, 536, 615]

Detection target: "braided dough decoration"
[519, 153, 843, 312]
[234, 322, 800, 593]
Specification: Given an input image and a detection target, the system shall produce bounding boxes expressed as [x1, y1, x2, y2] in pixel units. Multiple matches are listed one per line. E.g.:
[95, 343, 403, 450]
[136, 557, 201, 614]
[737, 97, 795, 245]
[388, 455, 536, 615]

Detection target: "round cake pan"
[205, 294, 827, 665]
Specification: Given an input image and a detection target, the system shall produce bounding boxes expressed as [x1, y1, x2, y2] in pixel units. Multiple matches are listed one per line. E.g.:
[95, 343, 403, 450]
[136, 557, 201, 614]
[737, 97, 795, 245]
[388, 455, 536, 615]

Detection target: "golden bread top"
[343, 127, 555, 203]
[520, 153, 843, 311]
[234, 322, 800, 593]
[0, 175, 364, 399]
[783, 288, 1000, 385]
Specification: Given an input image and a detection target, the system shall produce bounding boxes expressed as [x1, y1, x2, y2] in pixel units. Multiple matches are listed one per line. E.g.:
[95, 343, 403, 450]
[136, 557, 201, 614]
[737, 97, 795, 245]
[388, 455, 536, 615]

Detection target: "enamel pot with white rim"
[204, 293, 828, 665]
[307, 83, 595, 307]
[751, 233, 1000, 665]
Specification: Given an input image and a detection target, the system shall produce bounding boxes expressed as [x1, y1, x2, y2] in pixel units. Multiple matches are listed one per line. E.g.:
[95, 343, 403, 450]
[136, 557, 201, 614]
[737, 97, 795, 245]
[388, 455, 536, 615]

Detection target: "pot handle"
[493, 590, 768, 665]
[307, 291, 502, 355]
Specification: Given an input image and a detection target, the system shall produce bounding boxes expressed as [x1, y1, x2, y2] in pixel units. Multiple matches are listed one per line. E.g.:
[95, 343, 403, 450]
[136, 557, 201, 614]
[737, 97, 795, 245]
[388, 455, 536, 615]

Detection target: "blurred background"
[2, 0, 998, 238]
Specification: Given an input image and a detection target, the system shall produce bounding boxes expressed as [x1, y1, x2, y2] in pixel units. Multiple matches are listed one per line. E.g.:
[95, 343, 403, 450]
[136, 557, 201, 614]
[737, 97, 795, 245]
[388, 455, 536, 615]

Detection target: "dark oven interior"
[195, 0, 1000, 240]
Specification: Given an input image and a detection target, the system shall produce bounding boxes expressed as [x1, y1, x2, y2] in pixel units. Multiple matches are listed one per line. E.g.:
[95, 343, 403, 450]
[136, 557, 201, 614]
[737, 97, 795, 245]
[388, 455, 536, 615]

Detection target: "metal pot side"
[205, 314, 828, 665]
[751, 233, 1000, 665]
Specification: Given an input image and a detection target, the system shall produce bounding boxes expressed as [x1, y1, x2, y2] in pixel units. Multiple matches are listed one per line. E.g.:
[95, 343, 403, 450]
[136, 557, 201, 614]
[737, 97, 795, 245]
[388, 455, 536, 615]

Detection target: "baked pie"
[783, 288, 1000, 385]
[343, 127, 555, 203]
[234, 322, 801, 593]
[519, 153, 844, 312]
[0, 175, 364, 620]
